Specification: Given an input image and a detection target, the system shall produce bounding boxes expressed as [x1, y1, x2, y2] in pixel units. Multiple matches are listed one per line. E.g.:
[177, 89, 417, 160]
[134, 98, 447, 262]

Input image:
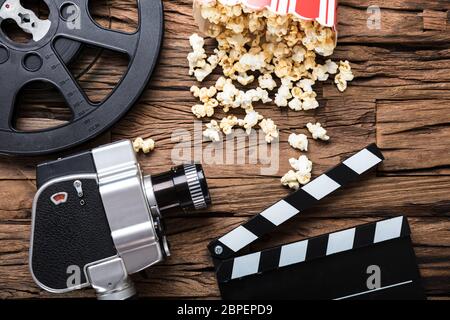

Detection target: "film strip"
[209, 144, 385, 260]
[216, 216, 409, 283]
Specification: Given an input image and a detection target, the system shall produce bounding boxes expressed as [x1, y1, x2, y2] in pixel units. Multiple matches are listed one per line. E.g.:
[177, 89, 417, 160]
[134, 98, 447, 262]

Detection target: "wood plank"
[336, 1, 450, 44]
[7, 0, 450, 132]
[164, 0, 450, 45]
[0, 0, 449, 300]
[342, 0, 450, 11]
[324, 45, 450, 101]
[112, 96, 376, 176]
[3, 217, 449, 262]
[6, 40, 450, 178]
[2, 173, 450, 221]
[0, 217, 447, 299]
[423, 10, 449, 31]
[4, 0, 449, 179]
[0, 132, 111, 180]
[377, 100, 450, 175]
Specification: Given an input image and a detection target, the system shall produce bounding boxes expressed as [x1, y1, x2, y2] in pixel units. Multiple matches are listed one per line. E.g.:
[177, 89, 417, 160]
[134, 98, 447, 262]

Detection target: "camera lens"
[145, 164, 211, 212]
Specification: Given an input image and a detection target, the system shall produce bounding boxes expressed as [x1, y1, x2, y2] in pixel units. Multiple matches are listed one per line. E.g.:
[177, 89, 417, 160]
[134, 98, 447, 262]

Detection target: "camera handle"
[87, 257, 136, 300]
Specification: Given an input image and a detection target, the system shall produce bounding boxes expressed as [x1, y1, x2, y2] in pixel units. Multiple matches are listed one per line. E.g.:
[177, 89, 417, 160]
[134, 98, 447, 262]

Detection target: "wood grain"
[0, 0, 448, 299]
[377, 100, 450, 174]
[0, 217, 448, 299]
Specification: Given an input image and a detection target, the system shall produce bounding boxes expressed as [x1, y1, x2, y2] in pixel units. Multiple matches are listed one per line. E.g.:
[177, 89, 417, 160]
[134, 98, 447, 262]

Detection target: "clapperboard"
[208, 144, 425, 300]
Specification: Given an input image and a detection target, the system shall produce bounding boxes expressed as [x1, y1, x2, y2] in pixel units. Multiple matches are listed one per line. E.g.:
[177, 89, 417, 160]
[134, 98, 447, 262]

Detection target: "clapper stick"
[208, 144, 385, 260]
[216, 216, 410, 283]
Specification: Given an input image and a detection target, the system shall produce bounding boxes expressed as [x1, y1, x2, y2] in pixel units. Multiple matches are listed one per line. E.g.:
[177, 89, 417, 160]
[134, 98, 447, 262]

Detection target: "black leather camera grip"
[31, 178, 117, 291]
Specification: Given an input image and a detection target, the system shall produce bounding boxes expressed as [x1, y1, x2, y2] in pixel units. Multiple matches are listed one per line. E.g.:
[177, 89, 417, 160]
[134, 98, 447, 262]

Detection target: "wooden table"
[0, 0, 449, 299]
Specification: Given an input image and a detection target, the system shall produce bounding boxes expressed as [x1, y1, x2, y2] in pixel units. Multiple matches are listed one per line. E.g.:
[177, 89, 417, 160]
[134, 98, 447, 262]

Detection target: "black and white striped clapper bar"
[208, 144, 385, 260]
[208, 144, 425, 300]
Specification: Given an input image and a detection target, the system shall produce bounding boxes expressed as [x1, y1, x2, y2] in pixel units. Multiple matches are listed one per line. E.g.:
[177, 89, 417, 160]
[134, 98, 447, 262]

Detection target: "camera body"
[29, 140, 210, 300]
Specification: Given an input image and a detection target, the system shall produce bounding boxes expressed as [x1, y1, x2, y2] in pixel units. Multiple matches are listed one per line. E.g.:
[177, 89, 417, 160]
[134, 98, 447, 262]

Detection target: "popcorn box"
[194, 0, 338, 33]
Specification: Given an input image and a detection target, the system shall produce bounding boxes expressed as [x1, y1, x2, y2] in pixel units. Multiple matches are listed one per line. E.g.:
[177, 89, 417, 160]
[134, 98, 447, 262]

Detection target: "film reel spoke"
[57, 3, 138, 57]
[0, 79, 18, 131]
[0, 48, 31, 131]
[36, 45, 91, 120]
[62, 24, 138, 57]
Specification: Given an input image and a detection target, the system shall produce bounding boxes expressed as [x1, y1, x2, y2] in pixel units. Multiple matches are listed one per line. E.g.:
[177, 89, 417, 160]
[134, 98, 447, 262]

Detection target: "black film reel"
[0, 0, 163, 155]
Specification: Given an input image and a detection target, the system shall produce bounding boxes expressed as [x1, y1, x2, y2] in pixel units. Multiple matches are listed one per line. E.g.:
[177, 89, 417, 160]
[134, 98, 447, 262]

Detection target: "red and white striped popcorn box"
[193, 0, 338, 33]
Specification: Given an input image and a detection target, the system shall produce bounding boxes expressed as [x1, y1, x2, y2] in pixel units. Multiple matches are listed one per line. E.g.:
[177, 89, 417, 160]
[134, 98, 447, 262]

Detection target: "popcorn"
[254, 87, 272, 104]
[217, 79, 239, 110]
[288, 98, 302, 111]
[188, 34, 218, 82]
[288, 133, 308, 151]
[312, 64, 330, 81]
[266, 14, 290, 37]
[141, 139, 156, 154]
[282, 146, 314, 190]
[227, 16, 246, 33]
[230, 87, 272, 111]
[335, 60, 354, 92]
[236, 72, 255, 86]
[258, 74, 277, 91]
[231, 90, 251, 110]
[281, 154, 313, 190]
[303, 50, 317, 70]
[215, 76, 227, 91]
[300, 22, 336, 57]
[227, 33, 251, 48]
[292, 45, 306, 63]
[307, 122, 330, 141]
[281, 170, 301, 190]
[133, 137, 144, 152]
[200, 3, 222, 25]
[297, 78, 315, 93]
[291, 87, 303, 99]
[325, 59, 339, 74]
[192, 99, 218, 118]
[194, 62, 214, 82]
[239, 110, 263, 134]
[239, 51, 267, 72]
[188, 1, 354, 190]
[190, 85, 201, 98]
[280, 77, 294, 88]
[296, 170, 312, 185]
[302, 96, 319, 110]
[207, 54, 219, 67]
[281, 154, 313, 188]
[289, 155, 313, 173]
[191, 85, 217, 103]
[274, 82, 292, 107]
[187, 33, 206, 75]
[203, 120, 221, 142]
[259, 118, 279, 143]
[133, 137, 155, 154]
[220, 115, 239, 135]
[189, 2, 351, 111]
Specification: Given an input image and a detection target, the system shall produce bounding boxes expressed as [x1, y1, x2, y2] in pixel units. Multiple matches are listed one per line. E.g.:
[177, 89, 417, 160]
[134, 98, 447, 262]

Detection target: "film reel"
[0, 0, 163, 155]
